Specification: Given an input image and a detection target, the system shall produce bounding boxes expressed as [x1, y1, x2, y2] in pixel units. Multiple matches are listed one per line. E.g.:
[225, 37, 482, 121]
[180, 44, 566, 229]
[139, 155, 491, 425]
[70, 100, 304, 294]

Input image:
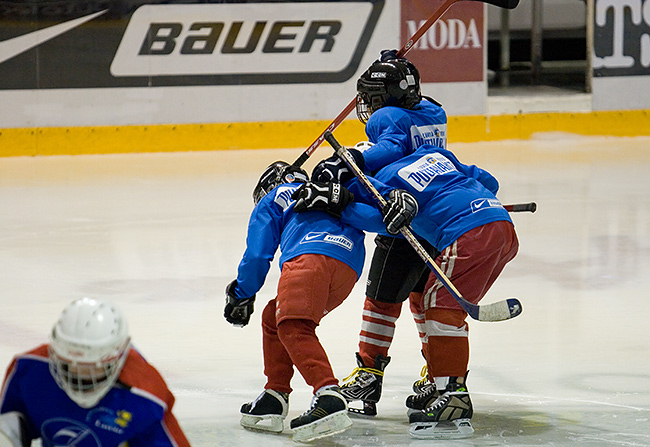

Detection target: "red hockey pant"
[261, 254, 357, 394]
[423, 221, 519, 378]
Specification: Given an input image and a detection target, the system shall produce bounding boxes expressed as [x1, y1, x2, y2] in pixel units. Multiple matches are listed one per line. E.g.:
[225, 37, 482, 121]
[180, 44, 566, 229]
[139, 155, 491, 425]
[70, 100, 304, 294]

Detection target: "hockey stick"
[504, 202, 537, 213]
[292, 0, 520, 169]
[323, 131, 522, 322]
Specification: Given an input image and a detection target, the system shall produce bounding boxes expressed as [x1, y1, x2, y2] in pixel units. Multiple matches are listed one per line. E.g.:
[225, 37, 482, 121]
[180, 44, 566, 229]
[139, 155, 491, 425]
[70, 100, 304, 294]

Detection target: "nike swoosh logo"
[473, 200, 486, 209]
[0, 10, 107, 65]
[304, 233, 323, 241]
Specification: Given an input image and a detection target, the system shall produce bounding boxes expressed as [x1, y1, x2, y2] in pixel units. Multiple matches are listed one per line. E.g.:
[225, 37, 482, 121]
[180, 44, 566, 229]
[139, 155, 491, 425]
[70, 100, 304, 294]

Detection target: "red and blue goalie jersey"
[0, 345, 190, 447]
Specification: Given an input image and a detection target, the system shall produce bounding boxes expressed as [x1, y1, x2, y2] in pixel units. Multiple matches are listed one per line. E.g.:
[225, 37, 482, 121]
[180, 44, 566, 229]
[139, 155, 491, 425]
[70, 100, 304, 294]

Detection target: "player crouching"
[225, 161, 380, 442]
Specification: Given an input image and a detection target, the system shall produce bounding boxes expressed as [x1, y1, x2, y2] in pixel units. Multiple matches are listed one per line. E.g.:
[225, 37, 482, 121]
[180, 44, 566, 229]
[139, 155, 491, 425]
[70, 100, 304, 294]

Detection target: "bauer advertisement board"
[0, 0, 485, 129]
[592, 0, 650, 110]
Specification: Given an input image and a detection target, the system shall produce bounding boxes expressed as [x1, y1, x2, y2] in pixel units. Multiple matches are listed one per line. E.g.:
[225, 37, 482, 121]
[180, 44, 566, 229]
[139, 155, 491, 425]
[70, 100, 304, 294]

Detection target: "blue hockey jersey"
[343, 145, 512, 252]
[234, 183, 371, 299]
[362, 99, 447, 173]
[0, 345, 190, 447]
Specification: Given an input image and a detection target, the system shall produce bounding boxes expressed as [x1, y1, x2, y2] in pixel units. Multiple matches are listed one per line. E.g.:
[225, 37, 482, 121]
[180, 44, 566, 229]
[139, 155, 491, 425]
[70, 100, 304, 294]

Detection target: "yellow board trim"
[1, 109, 649, 157]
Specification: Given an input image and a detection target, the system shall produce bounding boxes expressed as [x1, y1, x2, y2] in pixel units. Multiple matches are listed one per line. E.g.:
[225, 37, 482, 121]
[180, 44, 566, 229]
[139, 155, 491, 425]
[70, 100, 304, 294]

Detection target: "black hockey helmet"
[356, 58, 422, 124]
[253, 161, 308, 204]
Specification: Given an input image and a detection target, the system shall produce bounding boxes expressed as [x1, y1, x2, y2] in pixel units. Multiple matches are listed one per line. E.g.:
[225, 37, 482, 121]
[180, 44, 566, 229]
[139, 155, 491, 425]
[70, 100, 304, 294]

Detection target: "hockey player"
[0, 297, 190, 447]
[224, 161, 390, 442]
[299, 142, 519, 438]
[311, 52, 447, 415]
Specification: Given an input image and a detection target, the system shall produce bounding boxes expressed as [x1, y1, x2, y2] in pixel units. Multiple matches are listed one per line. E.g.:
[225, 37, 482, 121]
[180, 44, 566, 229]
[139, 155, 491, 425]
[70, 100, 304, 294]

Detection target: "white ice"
[1, 135, 649, 446]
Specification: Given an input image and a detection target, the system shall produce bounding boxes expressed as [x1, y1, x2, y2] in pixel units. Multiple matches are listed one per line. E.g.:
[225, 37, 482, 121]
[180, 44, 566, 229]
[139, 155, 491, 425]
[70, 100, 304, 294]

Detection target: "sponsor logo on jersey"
[300, 232, 354, 251]
[410, 124, 447, 149]
[110, 1, 384, 83]
[115, 410, 133, 428]
[42, 419, 102, 447]
[274, 186, 296, 211]
[398, 153, 457, 192]
[470, 198, 502, 212]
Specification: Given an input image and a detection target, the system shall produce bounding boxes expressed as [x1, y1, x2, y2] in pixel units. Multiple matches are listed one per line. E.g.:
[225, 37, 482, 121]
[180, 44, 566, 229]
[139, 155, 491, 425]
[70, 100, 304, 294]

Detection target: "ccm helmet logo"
[111, 1, 384, 84]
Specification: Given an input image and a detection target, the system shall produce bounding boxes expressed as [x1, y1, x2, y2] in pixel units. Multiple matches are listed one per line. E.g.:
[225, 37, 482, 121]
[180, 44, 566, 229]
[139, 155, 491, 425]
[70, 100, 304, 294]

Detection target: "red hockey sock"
[358, 297, 403, 367]
[425, 307, 469, 378]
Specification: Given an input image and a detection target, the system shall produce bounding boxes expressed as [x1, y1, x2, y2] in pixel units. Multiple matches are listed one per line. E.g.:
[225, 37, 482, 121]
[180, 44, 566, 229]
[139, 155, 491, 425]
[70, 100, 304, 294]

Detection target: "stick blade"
[471, 0, 520, 9]
[477, 298, 523, 322]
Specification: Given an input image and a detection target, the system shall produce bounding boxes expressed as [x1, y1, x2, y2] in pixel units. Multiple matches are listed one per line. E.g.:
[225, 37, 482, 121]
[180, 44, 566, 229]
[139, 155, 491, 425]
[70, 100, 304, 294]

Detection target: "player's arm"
[0, 412, 29, 447]
[362, 114, 411, 172]
[225, 196, 283, 327]
[340, 177, 416, 236]
[441, 148, 500, 194]
[1, 358, 35, 447]
[233, 197, 283, 298]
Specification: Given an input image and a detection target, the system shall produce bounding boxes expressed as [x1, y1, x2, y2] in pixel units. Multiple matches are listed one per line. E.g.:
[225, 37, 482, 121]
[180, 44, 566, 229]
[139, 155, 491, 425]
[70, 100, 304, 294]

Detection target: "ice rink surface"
[1, 134, 649, 446]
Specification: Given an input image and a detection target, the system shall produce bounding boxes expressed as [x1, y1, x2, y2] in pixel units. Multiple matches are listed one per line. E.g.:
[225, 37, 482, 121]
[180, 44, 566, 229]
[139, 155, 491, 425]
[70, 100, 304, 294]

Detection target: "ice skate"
[240, 389, 289, 433]
[412, 363, 433, 393]
[408, 374, 474, 439]
[405, 378, 438, 416]
[339, 353, 390, 416]
[290, 386, 352, 442]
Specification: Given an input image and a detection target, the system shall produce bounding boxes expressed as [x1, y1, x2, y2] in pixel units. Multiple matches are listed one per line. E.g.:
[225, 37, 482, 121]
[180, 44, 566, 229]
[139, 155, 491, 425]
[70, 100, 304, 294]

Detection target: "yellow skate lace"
[413, 364, 428, 388]
[342, 366, 384, 383]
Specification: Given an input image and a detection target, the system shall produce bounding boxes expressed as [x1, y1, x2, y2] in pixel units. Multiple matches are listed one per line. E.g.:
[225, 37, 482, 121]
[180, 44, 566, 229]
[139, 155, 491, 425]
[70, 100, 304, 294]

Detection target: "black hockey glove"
[311, 148, 365, 184]
[224, 280, 255, 328]
[292, 181, 354, 218]
[382, 189, 419, 236]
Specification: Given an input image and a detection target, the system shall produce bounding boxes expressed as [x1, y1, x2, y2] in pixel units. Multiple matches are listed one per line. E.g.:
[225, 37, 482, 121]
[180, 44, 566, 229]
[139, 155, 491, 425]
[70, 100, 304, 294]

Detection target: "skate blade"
[409, 418, 474, 439]
[348, 401, 377, 418]
[240, 414, 285, 433]
[291, 411, 353, 443]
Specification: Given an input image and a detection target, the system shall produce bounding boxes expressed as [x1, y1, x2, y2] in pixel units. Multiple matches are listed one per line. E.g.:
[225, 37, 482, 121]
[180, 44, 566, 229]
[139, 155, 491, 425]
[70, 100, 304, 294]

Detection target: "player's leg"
[341, 235, 437, 416]
[240, 299, 292, 433]
[0, 412, 29, 447]
[408, 271, 434, 394]
[274, 254, 356, 442]
[408, 221, 518, 439]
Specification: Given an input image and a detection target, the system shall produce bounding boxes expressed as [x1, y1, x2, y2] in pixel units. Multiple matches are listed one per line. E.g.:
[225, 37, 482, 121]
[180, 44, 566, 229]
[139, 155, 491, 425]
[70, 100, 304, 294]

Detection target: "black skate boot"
[240, 389, 289, 433]
[408, 373, 474, 439]
[339, 353, 391, 416]
[290, 386, 352, 442]
[405, 378, 439, 415]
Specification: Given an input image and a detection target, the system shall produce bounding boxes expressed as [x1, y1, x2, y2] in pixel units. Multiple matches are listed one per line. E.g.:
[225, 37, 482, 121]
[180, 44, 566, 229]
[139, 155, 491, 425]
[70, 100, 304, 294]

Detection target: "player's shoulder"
[370, 105, 409, 122]
[118, 347, 175, 409]
[416, 99, 447, 116]
[3, 344, 50, 383]
[12, 344, 49, 365]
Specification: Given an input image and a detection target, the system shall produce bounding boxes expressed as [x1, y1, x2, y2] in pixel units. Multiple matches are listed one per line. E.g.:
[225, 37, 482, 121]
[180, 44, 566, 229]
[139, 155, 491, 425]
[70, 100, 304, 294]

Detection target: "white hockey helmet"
[48, 297, 130, 408]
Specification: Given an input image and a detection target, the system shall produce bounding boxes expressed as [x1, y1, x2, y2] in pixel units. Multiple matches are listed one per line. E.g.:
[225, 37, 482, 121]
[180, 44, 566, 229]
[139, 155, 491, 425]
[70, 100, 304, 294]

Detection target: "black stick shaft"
[504, 202, 537, 213]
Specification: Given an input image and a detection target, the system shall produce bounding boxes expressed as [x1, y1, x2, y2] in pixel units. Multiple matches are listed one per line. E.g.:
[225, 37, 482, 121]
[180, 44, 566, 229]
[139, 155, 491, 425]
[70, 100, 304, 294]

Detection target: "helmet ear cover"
[253, 161, 308, 204]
